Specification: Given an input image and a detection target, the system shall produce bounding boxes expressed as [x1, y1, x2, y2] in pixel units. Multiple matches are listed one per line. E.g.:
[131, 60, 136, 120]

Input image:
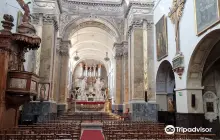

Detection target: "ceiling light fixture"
[104, 52, 110, 62]
[74, 51, 80, 61]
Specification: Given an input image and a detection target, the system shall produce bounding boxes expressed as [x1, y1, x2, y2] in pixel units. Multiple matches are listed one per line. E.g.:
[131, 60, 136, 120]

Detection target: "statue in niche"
[168, 97, 175, 112]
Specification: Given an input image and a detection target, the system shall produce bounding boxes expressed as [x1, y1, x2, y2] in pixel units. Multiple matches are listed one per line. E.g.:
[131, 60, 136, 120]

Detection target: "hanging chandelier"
[74, 51, 80, 61]
[104, 52, 110, 61]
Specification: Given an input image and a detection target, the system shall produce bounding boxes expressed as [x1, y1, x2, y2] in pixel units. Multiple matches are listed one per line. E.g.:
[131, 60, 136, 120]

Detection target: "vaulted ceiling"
[69, 27, 116, 72]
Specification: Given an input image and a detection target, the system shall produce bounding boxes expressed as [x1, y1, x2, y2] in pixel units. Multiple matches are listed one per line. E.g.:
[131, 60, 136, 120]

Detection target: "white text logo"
[165, 125, 212, 135]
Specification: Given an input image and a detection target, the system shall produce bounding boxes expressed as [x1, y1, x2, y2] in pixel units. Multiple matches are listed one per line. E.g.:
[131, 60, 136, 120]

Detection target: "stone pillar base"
[21, 101, 57, 123]
[130, 102, 158, 122]
[57, 103, 66, 117]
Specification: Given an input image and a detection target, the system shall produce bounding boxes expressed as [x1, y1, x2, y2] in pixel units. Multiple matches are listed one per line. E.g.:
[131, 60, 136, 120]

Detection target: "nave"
[0, 112, 216, 140]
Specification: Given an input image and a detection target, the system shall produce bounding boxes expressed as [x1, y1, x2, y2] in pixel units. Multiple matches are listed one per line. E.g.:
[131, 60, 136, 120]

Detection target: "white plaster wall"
[154, 0, 220, 113]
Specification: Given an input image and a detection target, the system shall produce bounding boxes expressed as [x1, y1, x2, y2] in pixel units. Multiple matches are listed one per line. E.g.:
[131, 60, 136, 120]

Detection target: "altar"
[75, 101, 105, 111]
[72, 62, 109, 112]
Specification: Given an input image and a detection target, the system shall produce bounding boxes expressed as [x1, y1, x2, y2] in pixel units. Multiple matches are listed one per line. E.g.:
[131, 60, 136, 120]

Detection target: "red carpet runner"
[80, 130, 104, 140]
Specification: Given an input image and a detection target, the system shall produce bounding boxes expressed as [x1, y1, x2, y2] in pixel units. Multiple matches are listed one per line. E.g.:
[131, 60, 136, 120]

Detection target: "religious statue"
[16, 0, 31, 22]
[81, 77, 87, 92]
[168, 97, 175, 112]
[168, 0, 185, 54]
[94, 78, 105, 101]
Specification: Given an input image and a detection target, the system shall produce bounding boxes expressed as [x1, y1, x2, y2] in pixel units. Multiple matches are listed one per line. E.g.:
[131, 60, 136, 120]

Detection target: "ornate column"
[122, 41, 129, 112]
[22, 14, 59, 123]
[31, 13, 43, 75]
[143, 20, 156, 102]
[58, 40, 70, 112]
[54, 38, 61, 102]
[0, 15, 14, 128]
[113, 42, 123, 113]
[127, 20, 158, 121]
[38, 14, 58, 100]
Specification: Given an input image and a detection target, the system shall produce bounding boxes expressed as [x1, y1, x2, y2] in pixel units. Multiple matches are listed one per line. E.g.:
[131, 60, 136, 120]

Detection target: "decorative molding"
[127, 19, 153, 37]
[63, 0, 124, 6]
[60, 14, 123, 41]
[203, 91, 218, 123]
[32, 13, 58, 31]
[43, 14, 59, 31]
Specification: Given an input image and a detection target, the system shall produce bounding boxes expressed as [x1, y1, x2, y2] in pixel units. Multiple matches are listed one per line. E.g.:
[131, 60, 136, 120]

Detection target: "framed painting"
[194, 0, 220, 35]
[156, 15, 168, 61]
[38, 83, 50, 101]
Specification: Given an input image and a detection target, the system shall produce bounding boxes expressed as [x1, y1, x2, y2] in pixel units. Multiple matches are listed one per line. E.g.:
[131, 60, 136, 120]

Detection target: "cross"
[168, 0, 186, 54]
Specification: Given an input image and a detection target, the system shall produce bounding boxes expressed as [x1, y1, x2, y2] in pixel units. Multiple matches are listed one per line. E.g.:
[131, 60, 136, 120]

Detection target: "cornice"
[127, 19, 153, 37]
[32, 13, 59, 31]
[61, 0, 125, 7]
[125, 1, 154, 18]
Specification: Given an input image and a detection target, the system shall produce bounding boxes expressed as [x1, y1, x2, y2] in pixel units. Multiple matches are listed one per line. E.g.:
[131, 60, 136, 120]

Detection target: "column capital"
[122, 41, 128, 58]
[42, 14, 59, 31]
[113, 42, 123, 59]
[59, 39, 71, 56]
[127, 19, 153, 37]
[31, 13, 43, 25]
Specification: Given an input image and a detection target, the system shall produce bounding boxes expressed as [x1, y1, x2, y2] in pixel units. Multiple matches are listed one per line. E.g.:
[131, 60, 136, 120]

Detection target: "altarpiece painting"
[194, 0, 220, 35]
[156, 15, 168, 61]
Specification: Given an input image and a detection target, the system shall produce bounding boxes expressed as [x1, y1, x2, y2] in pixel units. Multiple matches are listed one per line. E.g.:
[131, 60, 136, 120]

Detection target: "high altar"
[70, 62, 111, 112]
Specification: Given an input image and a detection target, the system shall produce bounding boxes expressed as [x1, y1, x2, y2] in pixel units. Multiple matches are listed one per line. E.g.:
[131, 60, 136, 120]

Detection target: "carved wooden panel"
[9, 78, 27, 89]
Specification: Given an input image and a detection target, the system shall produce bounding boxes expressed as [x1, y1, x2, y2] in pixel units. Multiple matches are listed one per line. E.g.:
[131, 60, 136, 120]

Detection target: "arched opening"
[62, 19, 118, 112]
[187, 29, 220, 136]
[156, 60, 176, 125]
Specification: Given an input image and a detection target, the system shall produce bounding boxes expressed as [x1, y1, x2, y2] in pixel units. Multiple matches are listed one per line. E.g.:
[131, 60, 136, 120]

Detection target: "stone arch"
[156, 60, 176, 118]
[61, 16, 121, 42]
[187, 29, 220, 88]
[156, 60, 175, 94]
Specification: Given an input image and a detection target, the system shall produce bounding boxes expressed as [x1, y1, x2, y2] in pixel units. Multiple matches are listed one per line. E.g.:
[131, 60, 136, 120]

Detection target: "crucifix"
[168, 0, 186, 54]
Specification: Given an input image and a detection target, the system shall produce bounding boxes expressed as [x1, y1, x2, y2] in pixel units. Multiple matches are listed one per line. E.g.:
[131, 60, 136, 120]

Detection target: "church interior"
[0, 0, 220, 139]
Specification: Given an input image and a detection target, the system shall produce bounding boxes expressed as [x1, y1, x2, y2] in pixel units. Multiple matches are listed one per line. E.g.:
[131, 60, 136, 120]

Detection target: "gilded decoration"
[194, 0, 220, 35]
[156, 15, 168, 61]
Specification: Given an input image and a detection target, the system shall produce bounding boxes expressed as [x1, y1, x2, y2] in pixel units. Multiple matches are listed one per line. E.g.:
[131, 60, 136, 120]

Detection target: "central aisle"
[81, 129, 104, 140]
[80, 121, 105, 140]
